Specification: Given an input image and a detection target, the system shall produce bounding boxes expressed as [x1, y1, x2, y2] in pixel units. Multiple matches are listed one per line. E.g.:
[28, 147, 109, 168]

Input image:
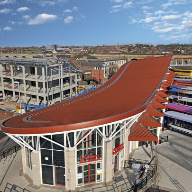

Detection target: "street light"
[14, 81, 22, 114]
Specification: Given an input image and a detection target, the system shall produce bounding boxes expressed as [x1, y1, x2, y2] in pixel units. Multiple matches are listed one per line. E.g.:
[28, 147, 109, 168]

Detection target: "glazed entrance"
[84, 164, 96, 184]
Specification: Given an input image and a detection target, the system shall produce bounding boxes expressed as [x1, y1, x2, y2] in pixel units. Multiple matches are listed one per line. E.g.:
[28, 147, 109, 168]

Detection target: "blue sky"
[0, 0, 192, 47]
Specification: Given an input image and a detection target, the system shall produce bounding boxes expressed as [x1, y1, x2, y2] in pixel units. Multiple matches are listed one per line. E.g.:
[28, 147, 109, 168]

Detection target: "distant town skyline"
[0, 0, 192, 47]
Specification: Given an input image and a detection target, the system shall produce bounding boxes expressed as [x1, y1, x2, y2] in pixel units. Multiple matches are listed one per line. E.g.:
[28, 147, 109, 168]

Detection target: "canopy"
[166, 103, 192, 114]
[169, 85, 183, 89]
[128, 122, 158, 141]
[169, 88, 182, 93]
[185, 91, 192, 95]
[164, 111, 192, 123]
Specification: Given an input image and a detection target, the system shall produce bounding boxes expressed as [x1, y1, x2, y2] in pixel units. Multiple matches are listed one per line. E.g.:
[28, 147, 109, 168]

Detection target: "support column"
[65, 149, 76, 191]
[22, 66, 27, 103]
[124, 128, 130, 162]
[61, 64, 64, 100]
[21, 147, 27, 175]
[31, 151, 41, 186]
[10, 65, 15, 100]
[36, 96, 39, 105]
[104, 140, 113, 183]
[150, 142, 153, 159]
[42, 67, 46, 96]
[0, 63, 5, 100]
[70, 75, 72, 97]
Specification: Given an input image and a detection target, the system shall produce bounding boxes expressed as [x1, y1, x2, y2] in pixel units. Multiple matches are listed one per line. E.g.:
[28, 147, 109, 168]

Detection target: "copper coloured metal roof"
[157, 91, 169, 98]
[146, 105, 164, 117]
[154, 95, 168, 103]
[138, 112, 161, 127]
[1, 56, 172, 135]
[151, 100, 166, 109]
[128, 122, 158, 141]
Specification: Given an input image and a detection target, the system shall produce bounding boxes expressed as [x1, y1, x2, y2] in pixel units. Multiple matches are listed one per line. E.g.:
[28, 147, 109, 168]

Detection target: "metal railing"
[123, 158, 156, 192]
[3, 182, 30, 192]
[0, 144, 21, 160]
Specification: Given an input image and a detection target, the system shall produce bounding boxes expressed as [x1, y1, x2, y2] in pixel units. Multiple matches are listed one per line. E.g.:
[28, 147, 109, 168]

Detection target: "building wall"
[0, 62, 78, 105]
[21, 119, 137, 191]
[81, 66, 109, 84]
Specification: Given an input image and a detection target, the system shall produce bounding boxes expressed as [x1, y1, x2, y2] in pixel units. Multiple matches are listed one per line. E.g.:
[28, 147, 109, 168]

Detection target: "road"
[158, 130, 192, 172]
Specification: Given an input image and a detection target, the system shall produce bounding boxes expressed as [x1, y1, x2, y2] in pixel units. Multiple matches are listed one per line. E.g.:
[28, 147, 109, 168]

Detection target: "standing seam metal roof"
[1, 56, 172, 135]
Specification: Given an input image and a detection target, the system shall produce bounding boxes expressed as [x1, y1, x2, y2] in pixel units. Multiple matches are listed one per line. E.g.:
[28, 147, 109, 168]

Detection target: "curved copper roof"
[1, 56, 172, 135]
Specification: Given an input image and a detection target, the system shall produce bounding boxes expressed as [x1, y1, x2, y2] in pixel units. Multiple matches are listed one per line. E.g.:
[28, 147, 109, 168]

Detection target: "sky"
[0, 0, 192, 47]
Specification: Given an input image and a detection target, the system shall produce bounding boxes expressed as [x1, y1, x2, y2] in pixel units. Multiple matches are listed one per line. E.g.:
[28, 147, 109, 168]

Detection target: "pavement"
[0, 130, 192, 192]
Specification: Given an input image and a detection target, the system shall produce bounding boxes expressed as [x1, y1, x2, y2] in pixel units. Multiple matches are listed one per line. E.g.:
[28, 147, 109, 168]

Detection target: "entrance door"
[84, 164, 96, 184]
[115, 154, 119, 173]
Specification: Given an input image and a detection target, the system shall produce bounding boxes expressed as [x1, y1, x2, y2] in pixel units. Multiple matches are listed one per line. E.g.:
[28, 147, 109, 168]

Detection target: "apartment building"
[0, 57, 79, 106]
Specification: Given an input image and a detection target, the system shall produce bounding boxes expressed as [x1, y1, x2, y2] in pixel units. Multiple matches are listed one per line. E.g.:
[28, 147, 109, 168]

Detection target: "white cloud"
[137, 0, 153, 4]
[161, 3, 172, 9]
[111, 0, 124, 2]
[3, 26, 12, 30]
[154, 10, 165, 15]
[0, 8, 12, 13]
[140, 16, 159, 23]
[64, 9, 71, 13]
[27, 0, 67, 6]
[112, 5, 122, 9]
[28, 13, 57, 25]
[110, 9, 119, 13]
[162, 14, 181, 21]
[73, 6, 78, 11]
[142, 6, 152, 10]
[153, 27, 176, 33]
[17, 7, 29, 12]
[23, 15, 30, 20]
[123, 2, 132, 8]
[183, 11, 192, 19]
[81, 14, 86, 18]
[8, 20, 15, 24]
[40, 1, 55, 6]
[64, 16, 73, 24]
[0, 0, 15, 5]
[159, 34, 165, 38]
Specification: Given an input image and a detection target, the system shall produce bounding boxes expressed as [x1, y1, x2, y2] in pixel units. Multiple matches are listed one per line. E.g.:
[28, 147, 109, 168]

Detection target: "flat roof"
[1, 56, 172, 135]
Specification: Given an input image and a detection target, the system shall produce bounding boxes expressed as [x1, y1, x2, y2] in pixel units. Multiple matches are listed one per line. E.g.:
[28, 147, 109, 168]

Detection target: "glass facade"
[40, 134, 65, 186]
[22, 119, 128, 188]
[112, 123, 125, 175]
[76, 128, 103, 186]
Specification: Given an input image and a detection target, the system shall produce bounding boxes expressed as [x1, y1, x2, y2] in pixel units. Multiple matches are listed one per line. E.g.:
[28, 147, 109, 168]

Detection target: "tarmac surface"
[0, 130, 191, 192]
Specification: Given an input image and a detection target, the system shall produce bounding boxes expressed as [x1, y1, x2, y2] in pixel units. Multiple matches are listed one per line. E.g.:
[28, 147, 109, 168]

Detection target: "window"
[25, 148, 32, 170]
[40, 133, 65, 186]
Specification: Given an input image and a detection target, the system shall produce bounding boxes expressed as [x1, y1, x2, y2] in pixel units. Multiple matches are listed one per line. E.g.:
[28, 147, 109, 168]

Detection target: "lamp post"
[14, 81, 21, 114]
